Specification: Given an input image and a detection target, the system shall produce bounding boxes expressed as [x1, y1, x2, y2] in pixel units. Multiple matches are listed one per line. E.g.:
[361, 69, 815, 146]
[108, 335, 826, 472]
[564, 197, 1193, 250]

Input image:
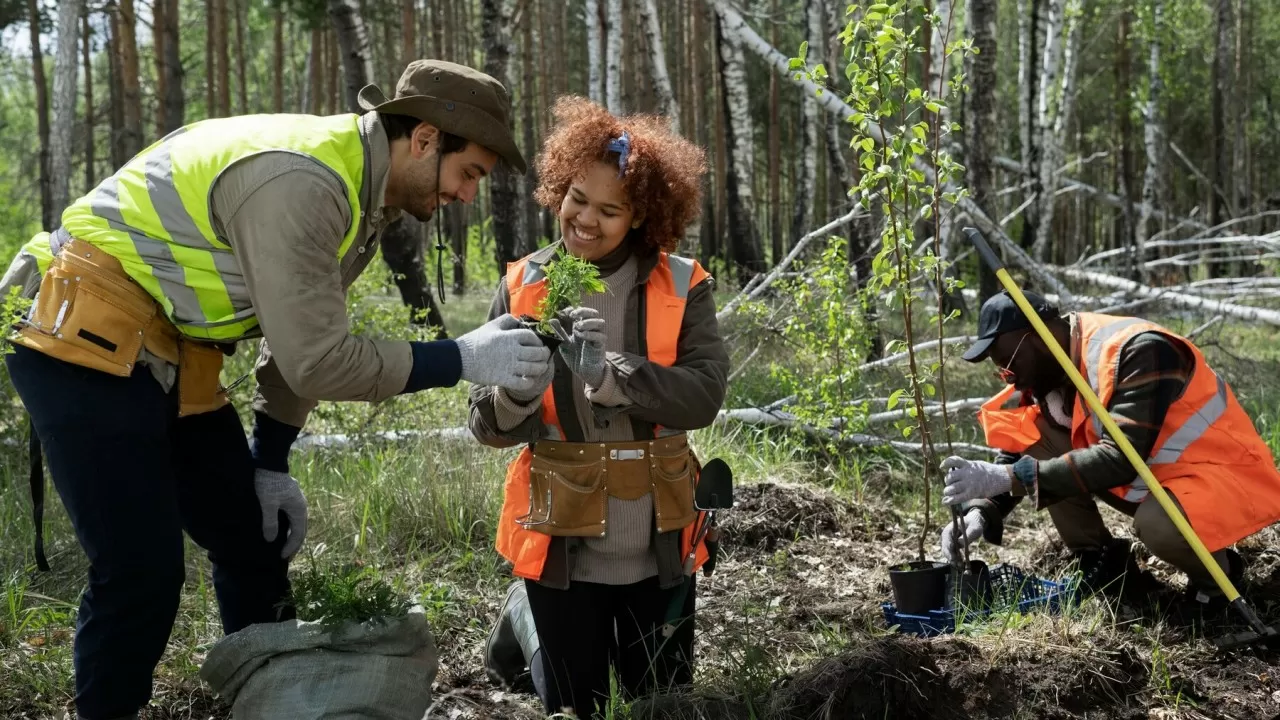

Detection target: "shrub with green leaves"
[287, 559, 412, 628]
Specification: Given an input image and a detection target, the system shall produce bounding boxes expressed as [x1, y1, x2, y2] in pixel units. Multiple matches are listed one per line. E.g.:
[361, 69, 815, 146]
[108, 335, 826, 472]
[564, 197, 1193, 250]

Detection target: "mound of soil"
[721, 482, 890, 551]
[769, 636, 959, 720]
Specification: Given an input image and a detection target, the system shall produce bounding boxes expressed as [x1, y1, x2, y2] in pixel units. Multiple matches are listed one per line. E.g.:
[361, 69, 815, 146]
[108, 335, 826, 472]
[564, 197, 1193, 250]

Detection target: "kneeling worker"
[1, 60, 551, 720]
[939, 290, 1280, 606]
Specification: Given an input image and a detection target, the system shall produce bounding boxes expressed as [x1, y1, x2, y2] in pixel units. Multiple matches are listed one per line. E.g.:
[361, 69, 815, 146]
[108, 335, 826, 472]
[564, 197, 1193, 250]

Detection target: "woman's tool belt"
[13, 237, 230, 417]
[519, 435, 699, 537]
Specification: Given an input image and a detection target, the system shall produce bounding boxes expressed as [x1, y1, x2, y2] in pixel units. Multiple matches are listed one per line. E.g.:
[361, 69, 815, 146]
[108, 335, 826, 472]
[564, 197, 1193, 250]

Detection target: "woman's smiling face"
[559, 161, 637, 261]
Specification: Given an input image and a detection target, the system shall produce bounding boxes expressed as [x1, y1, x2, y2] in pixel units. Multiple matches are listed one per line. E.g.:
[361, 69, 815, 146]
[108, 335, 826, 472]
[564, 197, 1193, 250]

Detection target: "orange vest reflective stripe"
[1069, 313, 1280, 550]
[977, 385, 1042, 454]
[495, 250, 712, 581]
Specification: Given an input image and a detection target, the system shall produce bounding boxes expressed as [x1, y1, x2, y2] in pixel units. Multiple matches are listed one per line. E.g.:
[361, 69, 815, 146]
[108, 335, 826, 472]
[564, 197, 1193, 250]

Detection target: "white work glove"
[254, 469, 308, 559]
[940, 456, 1014, 506]
[940, 508, 986, 563]
[550, 307, 607, 388]
[455, 314, 553, 394]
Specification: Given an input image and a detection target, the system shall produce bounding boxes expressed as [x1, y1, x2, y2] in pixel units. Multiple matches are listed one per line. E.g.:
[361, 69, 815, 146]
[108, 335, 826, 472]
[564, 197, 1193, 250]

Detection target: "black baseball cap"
[962, 290, 1060, 362]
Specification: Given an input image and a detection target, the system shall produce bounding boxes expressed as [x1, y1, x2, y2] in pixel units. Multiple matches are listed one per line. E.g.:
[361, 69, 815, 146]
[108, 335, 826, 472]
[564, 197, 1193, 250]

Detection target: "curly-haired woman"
[470, 96, 730, 716]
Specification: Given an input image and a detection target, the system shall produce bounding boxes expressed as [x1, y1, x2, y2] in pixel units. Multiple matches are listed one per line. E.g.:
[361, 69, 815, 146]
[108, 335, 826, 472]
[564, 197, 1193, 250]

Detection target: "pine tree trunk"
[328, 0, 373, 113]
[714, 4, 765, 284]
[205, 0, 215, 116]
[28, 0, 54, 230]
[521, 0, 539, 253]
[605, 0, 623, 112]
[274, 8, 285, 112]
[107, 3, 126, 170]
[83, 5, 95, 190]
[119, 0, 143, 156]
[1136, 0, 1164, 269]
[1115, 6, 1137, 279]
[234, 0, 248, 114]
[162, 0, 184, 130]
[966, 0, 999, 302]
[482, 0, 522, 273]
[50, 0, 81, 218]
[402, 0, 416, 69]
[215, 0, 231, 116]
[154, 0, 168, 134]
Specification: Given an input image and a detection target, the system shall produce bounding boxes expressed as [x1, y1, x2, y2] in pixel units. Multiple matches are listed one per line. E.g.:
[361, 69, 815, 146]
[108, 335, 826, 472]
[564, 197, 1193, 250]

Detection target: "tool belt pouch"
[17, 245, 154, 377]
[177, 338, 229, 417]
[650, 438, 698, 533]
[521, 450, 608, 537]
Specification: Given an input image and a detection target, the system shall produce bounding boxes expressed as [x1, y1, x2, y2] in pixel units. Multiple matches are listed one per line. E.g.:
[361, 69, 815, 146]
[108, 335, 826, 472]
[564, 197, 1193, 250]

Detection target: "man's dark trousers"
[5, 345, 293, 720]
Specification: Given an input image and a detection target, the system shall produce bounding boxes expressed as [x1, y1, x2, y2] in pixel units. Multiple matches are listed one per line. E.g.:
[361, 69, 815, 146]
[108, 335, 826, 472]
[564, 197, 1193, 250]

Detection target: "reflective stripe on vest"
[496, 249, 711, 581]
[57, 113, 366, 341]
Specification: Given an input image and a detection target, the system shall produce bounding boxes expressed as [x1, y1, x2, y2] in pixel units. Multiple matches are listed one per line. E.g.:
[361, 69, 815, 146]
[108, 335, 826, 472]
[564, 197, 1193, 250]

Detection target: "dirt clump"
[768, 635, 961, 720]
[721, 481, 889, 552]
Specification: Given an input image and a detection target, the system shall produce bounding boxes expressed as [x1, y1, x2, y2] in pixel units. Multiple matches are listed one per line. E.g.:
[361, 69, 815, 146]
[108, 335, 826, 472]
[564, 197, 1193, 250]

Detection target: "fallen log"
[1054, 266, 1280, 326]
[720, 407, 993, 455]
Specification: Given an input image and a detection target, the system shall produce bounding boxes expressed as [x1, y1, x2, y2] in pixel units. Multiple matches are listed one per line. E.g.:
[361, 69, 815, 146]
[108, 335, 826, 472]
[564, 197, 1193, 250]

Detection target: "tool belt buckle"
[609, 448, 645, 460]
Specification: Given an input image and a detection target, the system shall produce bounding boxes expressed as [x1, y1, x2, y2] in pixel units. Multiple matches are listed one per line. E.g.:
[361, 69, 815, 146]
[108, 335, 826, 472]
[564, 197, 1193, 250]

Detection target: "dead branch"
[1054, 266, 1280, 326]
[718, 407, 994, 454]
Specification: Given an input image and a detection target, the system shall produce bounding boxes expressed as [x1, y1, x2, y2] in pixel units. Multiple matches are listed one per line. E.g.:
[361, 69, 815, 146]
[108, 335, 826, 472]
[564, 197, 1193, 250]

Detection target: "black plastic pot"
[947, 560, 994, 610]
[517, 315, 563, 351]
[888, 560, 950, 614]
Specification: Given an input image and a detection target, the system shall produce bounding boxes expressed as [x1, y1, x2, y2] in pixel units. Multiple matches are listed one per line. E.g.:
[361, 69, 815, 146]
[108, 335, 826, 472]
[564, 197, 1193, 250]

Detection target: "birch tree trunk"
[1136, 0, 1165, 268]
[521, 0, 539, 254]
[824, 0, 853, 209]
[768, 0, 781, 261]
[605, 0, 623, 113]
[585, 0, 603, 104]
[1115, 6, 1137, 279]
[967, 0, 999, 301]
[161, 0, 183, 131]
[1231, 0, 1248, 220]
[118, 0, 142, 156]
[790, 0, 821, 247]
[1030, 0, 1069, 261]
[82, 5, 95, 190]
[639, 0, 678, 125]
[329, 0, 374, 113]
[482, 0, 523, 271]
[50, 0, 81, 217]
[28, 0, 54, 230]
[1209, 0, 1231, 228]
[714, 3, 765, 283]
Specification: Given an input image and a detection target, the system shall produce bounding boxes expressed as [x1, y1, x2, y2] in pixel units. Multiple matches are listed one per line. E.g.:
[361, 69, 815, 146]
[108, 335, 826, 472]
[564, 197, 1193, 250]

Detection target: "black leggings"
[524, 574, 696, 717]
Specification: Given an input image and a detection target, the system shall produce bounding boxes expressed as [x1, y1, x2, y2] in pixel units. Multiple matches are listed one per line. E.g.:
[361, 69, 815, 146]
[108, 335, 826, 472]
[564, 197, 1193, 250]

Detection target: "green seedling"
[533, 248, 606, 336]
[287, 558, 411, 628]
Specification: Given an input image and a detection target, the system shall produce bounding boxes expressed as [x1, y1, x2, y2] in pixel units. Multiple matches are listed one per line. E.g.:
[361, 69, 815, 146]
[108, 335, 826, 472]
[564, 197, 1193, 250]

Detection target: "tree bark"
[402, 0, 416, 69]
[161, 0, 183, 131]
[154, 0, 168, 133]
[82, 4, 95, 190]
[329, 0, 374, 113]
[1017, 0, 1041, 249]
[482, 0, 522, 273]
[205, 0, 215, 116]
[966, 0, 999, 302]
[1209, 0, 1231, 229]
[714, 3, 765, 284]
[274, 7, 285, 112]
[585, 0, 602, 103]
[28, 0, 54, 230]
[824, 0, 853, 212]
[605, 0, 623, 113]
[638, 0, 678, 125]
[234, 0, 248, 114]
[1136, 0, 1164, 269]
[118, 0, 142, 156]
[50, 0, 81, 218]
[790, 0, 820, 248]
[216, 0, 231, 117]
[1115, 5, 1137, 279]
[521, 0, 539, 254]
[768, 0, 781, 262]
[107, 2, 126, 171]
[1231, 0, 1248, 220]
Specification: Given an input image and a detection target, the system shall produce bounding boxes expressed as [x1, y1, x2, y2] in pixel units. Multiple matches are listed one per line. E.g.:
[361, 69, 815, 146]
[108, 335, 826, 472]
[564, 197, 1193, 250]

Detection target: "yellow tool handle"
[963, 228, 1240, 603]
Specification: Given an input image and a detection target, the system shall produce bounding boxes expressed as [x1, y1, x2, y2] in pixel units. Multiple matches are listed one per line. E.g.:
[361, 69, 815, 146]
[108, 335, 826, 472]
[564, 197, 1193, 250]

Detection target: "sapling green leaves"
[533, 248, 607, 335]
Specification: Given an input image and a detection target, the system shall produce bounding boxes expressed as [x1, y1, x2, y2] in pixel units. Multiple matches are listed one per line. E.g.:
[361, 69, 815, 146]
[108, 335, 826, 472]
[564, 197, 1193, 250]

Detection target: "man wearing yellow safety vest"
[939, 290, 1280, 609]
[0, 60, 552, 720]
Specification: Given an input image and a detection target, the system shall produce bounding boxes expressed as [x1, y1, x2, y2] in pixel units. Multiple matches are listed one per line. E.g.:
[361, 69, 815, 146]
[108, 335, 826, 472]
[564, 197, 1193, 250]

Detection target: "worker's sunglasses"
[995, 332, 1032, 385]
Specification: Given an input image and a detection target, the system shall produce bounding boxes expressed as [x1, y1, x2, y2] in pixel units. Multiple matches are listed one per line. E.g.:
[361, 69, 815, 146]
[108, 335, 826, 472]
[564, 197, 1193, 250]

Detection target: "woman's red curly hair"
[534, 96, 708, 253]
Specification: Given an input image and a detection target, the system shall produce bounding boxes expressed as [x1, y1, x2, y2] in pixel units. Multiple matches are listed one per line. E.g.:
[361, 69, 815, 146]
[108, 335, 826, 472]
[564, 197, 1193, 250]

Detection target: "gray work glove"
[940, 508, 986, 563]
[549, 307, 607, 388]
[940, 456, 1014, 505]
[254, 469, 308, 559]
[455, 313, 553, 394]
[505, 360, 555, 402]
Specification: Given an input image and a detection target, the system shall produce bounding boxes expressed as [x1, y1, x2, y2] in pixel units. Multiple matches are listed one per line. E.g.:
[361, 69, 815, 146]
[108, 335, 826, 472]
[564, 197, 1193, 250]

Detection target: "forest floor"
[2, 275, 1280, 719]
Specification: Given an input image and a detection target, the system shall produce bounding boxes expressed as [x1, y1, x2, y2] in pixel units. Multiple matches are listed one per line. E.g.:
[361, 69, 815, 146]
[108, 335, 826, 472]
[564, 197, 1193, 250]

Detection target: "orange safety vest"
[977, 385, 1042, 454]
[495, 249, 713, 581]
[976, 312, 1280, 550]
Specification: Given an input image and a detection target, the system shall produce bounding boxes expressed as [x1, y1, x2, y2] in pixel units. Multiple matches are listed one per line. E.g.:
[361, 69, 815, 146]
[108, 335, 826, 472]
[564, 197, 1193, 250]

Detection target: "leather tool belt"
[519, 434, 699, 537]
[13, 235, 231, 417]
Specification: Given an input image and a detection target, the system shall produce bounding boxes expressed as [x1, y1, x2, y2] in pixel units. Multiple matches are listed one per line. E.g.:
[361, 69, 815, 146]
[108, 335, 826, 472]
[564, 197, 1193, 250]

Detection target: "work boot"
[1073, 537, 1144, 601]
[484, 580, 540, 692]
[1181, 548, 1244, 610]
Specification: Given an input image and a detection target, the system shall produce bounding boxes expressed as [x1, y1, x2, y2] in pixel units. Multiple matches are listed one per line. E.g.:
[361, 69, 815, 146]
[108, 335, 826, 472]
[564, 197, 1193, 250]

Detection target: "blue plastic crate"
[881, 564, 1080, 637]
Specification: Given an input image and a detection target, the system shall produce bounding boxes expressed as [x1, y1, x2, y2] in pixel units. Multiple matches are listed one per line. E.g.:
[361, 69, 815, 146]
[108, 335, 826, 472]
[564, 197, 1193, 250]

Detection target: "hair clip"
[606, 131, 631, 178]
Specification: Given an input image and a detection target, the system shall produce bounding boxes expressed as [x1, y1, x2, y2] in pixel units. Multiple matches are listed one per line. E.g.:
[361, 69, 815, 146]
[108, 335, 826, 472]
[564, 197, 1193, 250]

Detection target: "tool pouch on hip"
[650, 439, 698, 533]
[177, 338, 229, 417]
[521, 451, 609, 537]
[15, 242, 156, 377]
